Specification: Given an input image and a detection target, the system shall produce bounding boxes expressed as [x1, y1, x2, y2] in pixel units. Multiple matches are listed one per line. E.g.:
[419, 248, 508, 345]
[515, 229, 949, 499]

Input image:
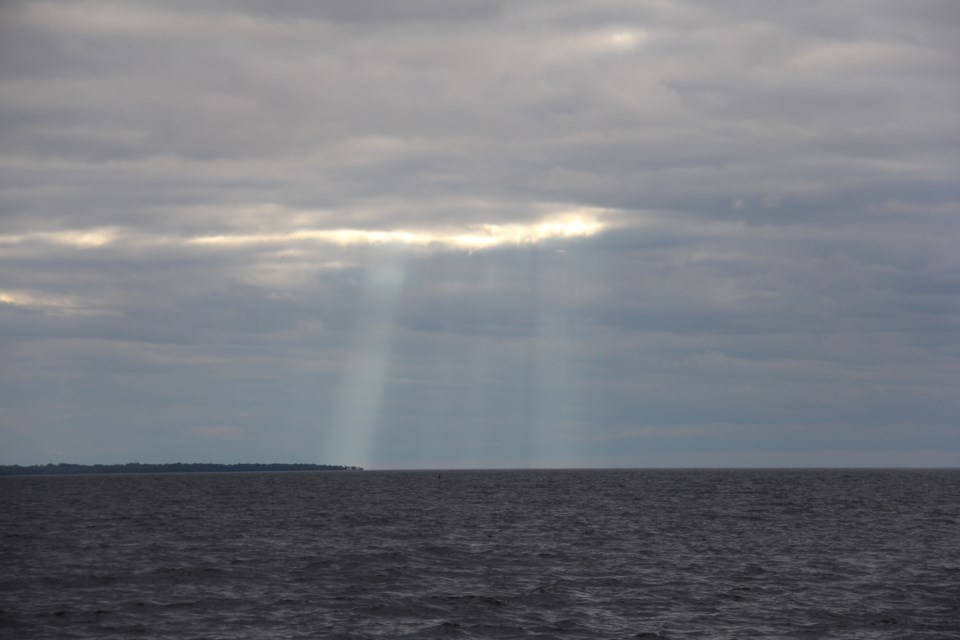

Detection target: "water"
[1, 469, 958, 639]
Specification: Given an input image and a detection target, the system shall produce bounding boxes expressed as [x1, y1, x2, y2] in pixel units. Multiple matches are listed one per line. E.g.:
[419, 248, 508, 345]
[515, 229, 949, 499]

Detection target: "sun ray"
[530, 247, 589, 467]
[324, 248, 407, 469]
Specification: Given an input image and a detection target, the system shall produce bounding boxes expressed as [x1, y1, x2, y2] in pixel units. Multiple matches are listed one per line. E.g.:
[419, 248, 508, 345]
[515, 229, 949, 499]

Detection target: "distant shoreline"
[0, 463, 363, 476]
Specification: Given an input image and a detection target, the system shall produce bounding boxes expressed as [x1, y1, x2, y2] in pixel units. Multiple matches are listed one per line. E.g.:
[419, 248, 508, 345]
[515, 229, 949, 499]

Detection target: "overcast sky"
[1, 0, 958, 469]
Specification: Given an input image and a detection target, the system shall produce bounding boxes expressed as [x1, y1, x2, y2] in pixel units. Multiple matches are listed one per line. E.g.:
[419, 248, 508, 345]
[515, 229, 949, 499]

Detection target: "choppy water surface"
[1, 469, 958, 639]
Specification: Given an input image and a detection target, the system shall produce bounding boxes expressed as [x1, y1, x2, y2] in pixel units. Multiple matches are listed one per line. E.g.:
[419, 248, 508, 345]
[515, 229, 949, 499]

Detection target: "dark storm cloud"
[1, 1, 957, 467]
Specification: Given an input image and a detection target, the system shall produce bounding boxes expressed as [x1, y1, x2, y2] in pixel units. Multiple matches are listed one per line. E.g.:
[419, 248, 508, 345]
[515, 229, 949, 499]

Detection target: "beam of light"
[323, 249, 407, 469]
[529, 250, 585, 468]
[531, 312, 579, 467]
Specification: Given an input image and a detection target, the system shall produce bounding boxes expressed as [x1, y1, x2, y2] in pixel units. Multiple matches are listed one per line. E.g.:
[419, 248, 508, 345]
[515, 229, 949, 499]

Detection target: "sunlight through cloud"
[573, 28, 645, 53]
[188, 211, 607, 251]
[0, 229, 120, 248]
[0, 289, 115, 316]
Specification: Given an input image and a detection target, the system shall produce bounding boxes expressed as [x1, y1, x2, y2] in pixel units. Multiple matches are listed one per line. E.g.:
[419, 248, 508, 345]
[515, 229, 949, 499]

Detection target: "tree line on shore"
[0, 462, 363, 475]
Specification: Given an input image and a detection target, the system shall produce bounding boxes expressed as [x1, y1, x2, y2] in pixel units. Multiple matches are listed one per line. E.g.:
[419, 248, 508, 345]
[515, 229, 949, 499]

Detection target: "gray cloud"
[1, 0, 957, 468]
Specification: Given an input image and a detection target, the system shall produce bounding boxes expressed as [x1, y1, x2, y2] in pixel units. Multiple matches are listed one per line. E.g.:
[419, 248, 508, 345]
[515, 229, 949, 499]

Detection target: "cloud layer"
[1, 0, 958, 467]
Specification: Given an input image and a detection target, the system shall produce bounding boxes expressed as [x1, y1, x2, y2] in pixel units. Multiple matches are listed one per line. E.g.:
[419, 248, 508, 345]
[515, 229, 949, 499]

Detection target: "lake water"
[1, 469, 958, 639]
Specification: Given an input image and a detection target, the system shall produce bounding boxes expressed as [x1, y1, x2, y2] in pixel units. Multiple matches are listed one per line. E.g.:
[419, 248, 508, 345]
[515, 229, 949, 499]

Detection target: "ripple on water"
[1, 469, 959, 639]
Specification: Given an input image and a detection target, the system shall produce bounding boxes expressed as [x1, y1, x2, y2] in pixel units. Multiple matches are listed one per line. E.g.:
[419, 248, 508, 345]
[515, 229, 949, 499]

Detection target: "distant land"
[0, 462, 363, 476]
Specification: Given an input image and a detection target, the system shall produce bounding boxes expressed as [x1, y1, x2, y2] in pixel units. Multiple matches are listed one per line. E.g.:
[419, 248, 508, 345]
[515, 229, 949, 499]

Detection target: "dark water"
[1, 469, 959, 639]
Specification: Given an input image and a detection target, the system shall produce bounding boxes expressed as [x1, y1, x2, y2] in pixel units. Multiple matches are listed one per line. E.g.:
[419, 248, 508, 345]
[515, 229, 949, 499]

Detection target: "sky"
[1, 0, 958, 469]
